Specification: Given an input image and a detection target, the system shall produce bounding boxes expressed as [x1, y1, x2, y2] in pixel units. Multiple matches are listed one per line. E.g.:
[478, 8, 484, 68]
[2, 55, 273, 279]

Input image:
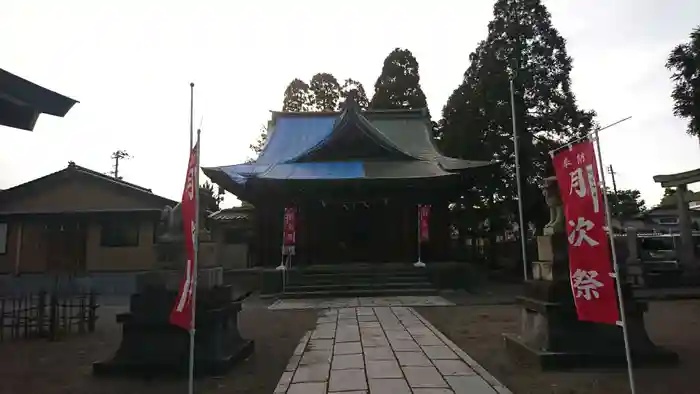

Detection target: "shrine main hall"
[203, 96, 495, 267]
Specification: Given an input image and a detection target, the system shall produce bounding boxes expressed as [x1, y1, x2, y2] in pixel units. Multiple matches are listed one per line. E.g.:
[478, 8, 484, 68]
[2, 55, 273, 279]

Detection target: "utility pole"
[607, 165, 619, 217]
[607, 165, 618, 194]
[110, 150, 131, 180]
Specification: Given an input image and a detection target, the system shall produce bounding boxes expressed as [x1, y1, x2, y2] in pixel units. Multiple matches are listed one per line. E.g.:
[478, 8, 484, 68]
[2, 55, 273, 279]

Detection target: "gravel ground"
[0, 300, 316, 394]
[416, 300, 700, 394]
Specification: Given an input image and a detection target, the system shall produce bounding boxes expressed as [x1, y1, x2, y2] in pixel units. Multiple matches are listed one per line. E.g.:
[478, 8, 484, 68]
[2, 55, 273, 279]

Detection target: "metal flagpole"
[417, 206, 421, 263]
[189, 83, 195, 149]
[510, 78, 529, 280]
[415, 205, 425, 267]
[592, 129, 636, 394]
[188, 128, 201, 394]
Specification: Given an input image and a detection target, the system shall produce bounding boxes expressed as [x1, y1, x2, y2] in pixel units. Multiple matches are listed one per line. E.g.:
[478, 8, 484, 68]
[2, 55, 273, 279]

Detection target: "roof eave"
[0, 69, 78, 117]
[0, 164, 176, 207]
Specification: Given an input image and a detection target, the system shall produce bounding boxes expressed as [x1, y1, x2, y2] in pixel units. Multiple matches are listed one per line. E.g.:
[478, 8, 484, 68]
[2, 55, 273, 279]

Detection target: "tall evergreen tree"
[340, 78, 369, 109]
[666, 25, 700, 141]
[309, 73, 341, 111]
[282, 78, 312, 112]
[439, 0, 596, 234]
[248, 125, 269, 161]
[369, 48, 428, 110]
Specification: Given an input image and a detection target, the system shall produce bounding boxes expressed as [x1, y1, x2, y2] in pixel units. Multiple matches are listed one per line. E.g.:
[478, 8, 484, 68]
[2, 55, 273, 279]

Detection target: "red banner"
[419, 205, 430, 242]
[169, 141, 199, 330]
[553, 140, 619, 325]
[283, 207, 296, 246]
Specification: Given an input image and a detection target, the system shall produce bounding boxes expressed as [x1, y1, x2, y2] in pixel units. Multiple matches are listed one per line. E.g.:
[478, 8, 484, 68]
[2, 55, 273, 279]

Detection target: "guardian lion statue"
[542, 176, 565, 235]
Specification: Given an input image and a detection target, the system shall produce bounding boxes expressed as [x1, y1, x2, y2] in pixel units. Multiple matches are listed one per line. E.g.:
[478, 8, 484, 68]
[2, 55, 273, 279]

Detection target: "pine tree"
[309, 73, 341, 111]
[282, 78, 311, 112]
[439, 0, 596, 234]
[248, 125, 269, 161]
[340, 78, 369, 109]
[369, 48, 428, 110]
[666, 25, 700, 140]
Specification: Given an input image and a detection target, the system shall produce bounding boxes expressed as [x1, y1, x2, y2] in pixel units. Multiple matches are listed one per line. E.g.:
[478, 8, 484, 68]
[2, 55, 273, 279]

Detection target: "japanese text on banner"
[169, 142, 199, 330]
[283, 208, 296, 246]
[419, 205, 430, 242]
[552, 140, 619, 325]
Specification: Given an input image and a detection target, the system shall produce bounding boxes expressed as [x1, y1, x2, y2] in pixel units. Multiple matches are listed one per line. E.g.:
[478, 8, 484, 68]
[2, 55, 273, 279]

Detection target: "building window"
[101, 220, 140, 247]
[0, 223, 7, 255]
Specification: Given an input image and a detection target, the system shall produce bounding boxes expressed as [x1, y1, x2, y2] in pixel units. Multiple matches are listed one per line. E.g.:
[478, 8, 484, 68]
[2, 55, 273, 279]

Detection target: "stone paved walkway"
[274, 306, 511, 394]
[268, 296, 454, 310]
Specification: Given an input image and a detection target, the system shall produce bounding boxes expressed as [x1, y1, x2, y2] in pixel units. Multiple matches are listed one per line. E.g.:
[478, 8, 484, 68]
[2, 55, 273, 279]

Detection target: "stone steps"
[281, 264, 437, 298]
[279, 287, 438, 299]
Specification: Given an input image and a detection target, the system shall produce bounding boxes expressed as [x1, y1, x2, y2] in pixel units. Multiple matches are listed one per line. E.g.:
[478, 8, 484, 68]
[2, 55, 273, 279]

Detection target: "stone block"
[403, 366, 449, 388]
[537, 236, 554, 262]
[92, 285, 254, 378]
[532, 261, 554, 281]
[366, 360, 403, 379]
[292, 363, 330, 383]
[396, 351, 432, 366]
[334, 342, 362, 355]
[445, 375, 496, 393]
[505, 283, 679, 370]
[369, 378, 411, 393]
[536, 234, 568, 263]
[422, 345, 459, 360]
[432, 360, 475, 376]
[332, 354, 364, 370]
[287, 382, 326, 394]
[329, 369, 368, 392]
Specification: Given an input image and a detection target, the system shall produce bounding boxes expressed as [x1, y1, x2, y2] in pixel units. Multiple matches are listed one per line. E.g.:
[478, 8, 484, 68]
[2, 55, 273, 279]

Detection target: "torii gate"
[653, 168, 699, 270]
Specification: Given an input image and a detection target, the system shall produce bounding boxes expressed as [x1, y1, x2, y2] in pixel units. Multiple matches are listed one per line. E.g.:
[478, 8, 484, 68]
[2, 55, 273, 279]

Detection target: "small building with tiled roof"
[0, 162, 176, 286]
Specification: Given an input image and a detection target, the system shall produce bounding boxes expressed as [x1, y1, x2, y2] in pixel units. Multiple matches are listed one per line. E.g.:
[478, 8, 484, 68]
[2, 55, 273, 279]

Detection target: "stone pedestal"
[624, 228, 645, 287]
[504, 234, 678, 370]
[92, 269, 254, 378]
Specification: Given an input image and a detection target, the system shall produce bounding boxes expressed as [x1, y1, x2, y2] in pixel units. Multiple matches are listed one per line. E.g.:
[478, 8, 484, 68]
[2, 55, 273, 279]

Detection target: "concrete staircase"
[281, 263, 437, 298]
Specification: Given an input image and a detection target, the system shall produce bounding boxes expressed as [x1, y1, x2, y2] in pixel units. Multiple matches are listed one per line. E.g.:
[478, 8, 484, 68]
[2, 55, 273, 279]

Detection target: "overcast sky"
[1, 0, 699, 208]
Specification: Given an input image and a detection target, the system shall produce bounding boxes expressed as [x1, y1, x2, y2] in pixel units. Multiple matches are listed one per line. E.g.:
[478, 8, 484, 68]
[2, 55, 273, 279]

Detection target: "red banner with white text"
[169, 141, 199, 330]
[419, 205, 431, 242]
[552, 140, 620, 325]
[283, 208, 296, 246]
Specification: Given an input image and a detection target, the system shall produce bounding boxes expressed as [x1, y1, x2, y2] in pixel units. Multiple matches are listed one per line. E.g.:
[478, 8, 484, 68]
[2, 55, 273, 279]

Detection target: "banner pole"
[414, 205, 425, 267]
[189, 83, 195, 150]
[418, 205, 421, 262]
[186, 131, 200, 393]
[510, 78, 529, 281]
[277, 209, 287, 272]
[592, 129, 636, 394]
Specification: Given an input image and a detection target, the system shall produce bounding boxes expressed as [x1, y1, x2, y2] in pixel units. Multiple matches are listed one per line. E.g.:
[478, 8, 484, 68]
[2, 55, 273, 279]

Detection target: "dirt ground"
[0, 301, 316, 394]
[417, 300, 700, 394]
[3, 296, 700, 394]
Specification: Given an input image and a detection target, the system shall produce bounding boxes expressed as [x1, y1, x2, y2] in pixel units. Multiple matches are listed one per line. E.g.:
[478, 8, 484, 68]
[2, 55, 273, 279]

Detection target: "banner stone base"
[503, 279, 679, 370]
[92, 271, 254, 378]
